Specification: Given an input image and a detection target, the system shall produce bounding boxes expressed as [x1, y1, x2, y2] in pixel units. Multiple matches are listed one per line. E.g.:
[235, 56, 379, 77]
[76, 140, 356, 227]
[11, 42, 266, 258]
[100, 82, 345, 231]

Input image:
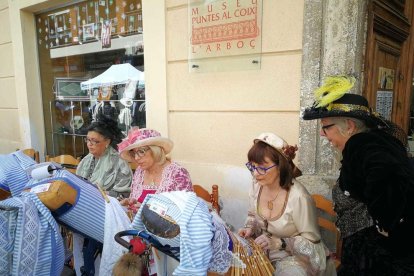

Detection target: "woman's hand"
[119, 198, 142, 213]
[254, 234, 282, 251]
[119, 198, 130, 206]
[238, 227, 254, 238]
[128, 199, 142, 213]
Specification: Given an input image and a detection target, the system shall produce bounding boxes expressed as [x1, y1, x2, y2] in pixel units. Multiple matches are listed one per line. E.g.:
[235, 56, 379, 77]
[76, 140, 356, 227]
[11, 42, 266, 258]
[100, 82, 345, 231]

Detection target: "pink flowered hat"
[118, 128, 173, 162]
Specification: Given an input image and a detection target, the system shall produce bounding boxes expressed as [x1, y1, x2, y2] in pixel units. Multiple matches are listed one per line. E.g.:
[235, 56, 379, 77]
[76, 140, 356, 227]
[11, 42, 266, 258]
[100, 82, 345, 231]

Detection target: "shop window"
[35, 0, 144, 158]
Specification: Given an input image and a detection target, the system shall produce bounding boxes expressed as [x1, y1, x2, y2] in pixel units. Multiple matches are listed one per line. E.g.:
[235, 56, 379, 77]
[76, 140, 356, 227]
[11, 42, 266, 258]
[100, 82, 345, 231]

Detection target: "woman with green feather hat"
[303, 76, 414, 275]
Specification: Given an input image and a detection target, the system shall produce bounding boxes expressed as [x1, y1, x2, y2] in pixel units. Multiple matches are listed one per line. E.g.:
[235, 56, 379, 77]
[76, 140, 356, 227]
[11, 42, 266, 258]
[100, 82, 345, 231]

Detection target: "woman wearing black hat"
[303, 76, 414, 275]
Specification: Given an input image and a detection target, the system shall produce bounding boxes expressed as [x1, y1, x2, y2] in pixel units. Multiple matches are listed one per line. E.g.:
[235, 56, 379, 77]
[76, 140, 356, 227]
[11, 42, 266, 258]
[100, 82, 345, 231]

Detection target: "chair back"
[312, 194, 342, 270]
[22, 148, 40, 163]
[193, 184, 220, 214]
[46, 155, 80, 174]
[129, 162, 138, 173]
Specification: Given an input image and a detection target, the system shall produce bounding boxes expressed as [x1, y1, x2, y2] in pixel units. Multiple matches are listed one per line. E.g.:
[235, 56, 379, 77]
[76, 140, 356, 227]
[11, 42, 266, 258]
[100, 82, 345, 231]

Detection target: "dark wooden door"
[364, 0, 413, 132]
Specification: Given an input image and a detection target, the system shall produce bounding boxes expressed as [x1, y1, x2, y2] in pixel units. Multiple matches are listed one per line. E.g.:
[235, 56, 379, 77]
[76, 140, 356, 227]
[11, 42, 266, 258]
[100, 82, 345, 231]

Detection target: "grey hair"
[330, 117, 368, 136]
[148, 145, 169, 165]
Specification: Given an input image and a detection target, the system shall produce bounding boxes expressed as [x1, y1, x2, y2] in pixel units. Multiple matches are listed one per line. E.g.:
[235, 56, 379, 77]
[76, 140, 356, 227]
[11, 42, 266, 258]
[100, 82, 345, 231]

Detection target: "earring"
[106, 144, 109, 149]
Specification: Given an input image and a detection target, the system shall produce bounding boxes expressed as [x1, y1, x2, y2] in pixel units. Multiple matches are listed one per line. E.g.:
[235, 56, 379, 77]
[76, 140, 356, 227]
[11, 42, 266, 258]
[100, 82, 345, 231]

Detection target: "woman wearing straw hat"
[303, 76, 414, 275]
[117, 127, 193, 212]
[238, 133, 335, 276]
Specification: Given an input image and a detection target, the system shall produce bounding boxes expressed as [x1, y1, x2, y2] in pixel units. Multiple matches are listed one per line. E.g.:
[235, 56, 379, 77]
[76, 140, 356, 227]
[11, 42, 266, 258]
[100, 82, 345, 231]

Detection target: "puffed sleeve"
[279, 184, 327, 274]
[342, 132, 413, 233]
[168, 163, 193, 192]
[291, 189, 321, 242]
[243, 181, 260, 230]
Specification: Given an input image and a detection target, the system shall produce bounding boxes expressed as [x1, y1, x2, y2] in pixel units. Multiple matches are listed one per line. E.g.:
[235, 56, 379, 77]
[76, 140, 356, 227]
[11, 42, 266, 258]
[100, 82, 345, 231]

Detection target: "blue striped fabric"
[0, 193, 64, 276]
[26, 170, 106, 243]
[0, 151, 36, 196]
[131, 191, 214, 276]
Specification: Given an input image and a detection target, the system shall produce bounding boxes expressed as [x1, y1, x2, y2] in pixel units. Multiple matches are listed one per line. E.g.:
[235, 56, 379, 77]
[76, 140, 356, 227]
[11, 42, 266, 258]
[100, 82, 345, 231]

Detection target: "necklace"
[267, 189, 281, 210]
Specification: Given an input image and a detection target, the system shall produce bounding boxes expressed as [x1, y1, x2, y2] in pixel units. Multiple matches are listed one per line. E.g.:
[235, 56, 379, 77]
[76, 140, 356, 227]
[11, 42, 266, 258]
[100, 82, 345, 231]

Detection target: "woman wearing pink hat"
[118, 127, 193, 212]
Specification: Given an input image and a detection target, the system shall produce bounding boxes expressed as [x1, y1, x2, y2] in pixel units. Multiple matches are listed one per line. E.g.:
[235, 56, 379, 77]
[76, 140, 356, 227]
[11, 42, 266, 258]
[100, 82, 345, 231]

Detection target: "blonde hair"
[148, 145, 169, 165]
[112, 253, 143, 276]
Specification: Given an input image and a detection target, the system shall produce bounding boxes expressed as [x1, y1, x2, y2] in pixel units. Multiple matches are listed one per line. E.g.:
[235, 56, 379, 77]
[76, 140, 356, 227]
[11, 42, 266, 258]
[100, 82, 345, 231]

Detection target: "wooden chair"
[129, 162, 138, 173]
[46, 155, 80, 174]
[193, 184, 220, 214]
[312, 194, 342, 271]
[22, 148, 40, 163]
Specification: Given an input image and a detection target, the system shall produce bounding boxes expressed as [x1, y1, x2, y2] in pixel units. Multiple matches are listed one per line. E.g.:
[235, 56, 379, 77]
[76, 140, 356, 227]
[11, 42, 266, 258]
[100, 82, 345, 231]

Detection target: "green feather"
[314, 76, 356, 109]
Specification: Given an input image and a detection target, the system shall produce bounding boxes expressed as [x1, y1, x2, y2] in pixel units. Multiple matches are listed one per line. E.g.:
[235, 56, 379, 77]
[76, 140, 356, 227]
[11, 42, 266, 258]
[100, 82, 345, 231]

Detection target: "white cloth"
[72, 197, 131, 276]
[99, 197, 131, 275]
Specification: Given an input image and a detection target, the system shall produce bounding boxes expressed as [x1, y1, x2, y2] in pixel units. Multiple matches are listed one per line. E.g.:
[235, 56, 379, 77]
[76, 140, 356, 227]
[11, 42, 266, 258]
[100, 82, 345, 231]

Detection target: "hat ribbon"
[118, 130, 144, 152]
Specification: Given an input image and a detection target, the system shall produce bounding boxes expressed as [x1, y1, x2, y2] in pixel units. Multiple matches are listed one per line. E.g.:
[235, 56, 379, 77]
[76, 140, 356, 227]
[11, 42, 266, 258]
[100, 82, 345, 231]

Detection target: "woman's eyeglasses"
[129, 147, 150, 159]
[84, 138, 102, 146]
[245, 162, 277, 175]
[321, 123, 335, 135]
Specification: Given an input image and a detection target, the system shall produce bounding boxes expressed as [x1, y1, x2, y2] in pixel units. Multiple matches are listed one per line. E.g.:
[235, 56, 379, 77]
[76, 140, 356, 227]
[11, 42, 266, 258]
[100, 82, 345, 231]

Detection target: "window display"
[36, 0, 145, 158]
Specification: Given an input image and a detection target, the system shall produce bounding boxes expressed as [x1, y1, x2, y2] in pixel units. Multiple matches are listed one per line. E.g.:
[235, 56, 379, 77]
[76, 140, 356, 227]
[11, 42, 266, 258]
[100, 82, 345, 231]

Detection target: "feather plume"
[314, 76, 356, 109]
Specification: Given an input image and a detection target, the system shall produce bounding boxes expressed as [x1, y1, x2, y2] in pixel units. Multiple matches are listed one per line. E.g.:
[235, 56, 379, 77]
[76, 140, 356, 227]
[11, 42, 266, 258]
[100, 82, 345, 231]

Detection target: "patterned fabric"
[245, 180, 331, 275]
[208, 212, 233, 274]
[86, 157, 96, 180]
[26, 169, 106, 243]
[76, 146, 132, 193]
[130, 161, 193, 202]
[332, 182, 373, 238]
[0, 193, 64, 276]
[0, 150, 36, 196]
[118, 128, 164, 152]
[131, 191, 214, 275]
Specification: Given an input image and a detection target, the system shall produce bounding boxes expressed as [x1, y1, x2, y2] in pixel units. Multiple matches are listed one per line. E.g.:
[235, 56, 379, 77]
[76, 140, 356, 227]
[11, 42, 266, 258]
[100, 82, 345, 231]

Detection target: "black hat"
[302, 76, 386, 128]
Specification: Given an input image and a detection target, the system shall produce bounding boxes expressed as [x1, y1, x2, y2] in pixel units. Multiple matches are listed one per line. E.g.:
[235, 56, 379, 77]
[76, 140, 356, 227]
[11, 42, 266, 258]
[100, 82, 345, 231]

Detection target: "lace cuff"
[244, 214, 257, 229]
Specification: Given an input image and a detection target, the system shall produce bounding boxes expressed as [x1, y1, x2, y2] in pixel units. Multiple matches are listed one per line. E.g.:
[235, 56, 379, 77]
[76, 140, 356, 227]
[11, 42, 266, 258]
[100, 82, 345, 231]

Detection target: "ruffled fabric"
[76, 147, 132, 193]
[208, 212, 233, 274]
[130, 162, 192, 202]
[118, 128, 159, 153]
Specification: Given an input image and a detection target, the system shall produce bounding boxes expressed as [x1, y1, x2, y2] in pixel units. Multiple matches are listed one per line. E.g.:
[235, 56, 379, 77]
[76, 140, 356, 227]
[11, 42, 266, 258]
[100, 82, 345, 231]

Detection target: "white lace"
[208, 213, 233, 273]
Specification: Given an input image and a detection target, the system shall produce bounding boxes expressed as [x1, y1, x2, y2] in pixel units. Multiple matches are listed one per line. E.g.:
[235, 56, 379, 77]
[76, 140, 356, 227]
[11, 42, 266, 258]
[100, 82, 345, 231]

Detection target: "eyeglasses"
[84, 138, 103, 146]
[129, 147, 150, 159]
[245, 162, 277, 175]
[321, 123, 335, 135]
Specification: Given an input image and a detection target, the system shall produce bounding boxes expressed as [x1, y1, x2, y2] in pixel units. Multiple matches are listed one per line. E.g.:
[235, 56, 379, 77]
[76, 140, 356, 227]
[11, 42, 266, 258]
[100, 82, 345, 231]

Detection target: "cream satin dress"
[245, 180, 336, 276]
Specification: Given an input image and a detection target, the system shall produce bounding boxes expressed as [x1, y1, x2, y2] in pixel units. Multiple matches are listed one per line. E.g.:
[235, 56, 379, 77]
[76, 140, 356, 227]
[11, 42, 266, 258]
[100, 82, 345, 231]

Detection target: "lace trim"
[208, 213, 233, 273]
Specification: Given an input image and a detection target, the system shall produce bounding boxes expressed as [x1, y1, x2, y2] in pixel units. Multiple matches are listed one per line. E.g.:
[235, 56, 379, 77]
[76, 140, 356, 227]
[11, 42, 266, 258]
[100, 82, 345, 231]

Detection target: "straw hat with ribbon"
[118, 128, 173, 162]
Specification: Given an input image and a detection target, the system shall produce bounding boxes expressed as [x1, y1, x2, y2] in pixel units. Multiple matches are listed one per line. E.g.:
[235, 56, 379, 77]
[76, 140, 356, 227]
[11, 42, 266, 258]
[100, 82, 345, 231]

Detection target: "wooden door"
[364, 0, 413, 131]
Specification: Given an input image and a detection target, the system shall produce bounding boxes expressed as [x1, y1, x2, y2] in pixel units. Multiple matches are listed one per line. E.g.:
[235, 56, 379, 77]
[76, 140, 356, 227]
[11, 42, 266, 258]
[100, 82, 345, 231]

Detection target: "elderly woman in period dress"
[76, 114, 132, 197]
[303, 75, 414, 275]
[117, 127, 192, 212]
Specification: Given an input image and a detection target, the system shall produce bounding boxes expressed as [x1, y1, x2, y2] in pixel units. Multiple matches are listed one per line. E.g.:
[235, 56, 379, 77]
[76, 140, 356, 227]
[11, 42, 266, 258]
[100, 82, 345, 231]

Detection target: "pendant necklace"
[267, 189, 281, 210]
